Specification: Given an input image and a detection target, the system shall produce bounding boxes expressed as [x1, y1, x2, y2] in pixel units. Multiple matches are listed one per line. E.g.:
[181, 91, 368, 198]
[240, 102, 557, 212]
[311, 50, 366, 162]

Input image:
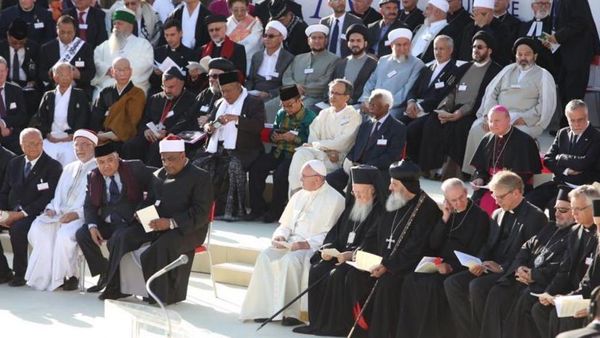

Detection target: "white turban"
[387, 28, 413, 45]
[429, 0, 449, 12]
[473, 0, 494, 9]
[265, 20, 288, 39]
[159, 136, 185, 153]
[305, 24, 329, 37]
[73, 129, 98, 145]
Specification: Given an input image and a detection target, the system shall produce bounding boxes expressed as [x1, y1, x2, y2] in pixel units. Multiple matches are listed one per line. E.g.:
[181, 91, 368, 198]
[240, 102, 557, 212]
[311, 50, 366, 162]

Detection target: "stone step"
[211, 262, 254, 287]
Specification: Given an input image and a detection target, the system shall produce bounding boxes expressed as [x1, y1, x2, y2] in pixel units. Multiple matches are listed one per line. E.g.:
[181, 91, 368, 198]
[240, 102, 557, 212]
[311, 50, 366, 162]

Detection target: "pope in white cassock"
[91, 8, 153, 99]
[25, 130, 98, 291]
[240, 159, 345, 324]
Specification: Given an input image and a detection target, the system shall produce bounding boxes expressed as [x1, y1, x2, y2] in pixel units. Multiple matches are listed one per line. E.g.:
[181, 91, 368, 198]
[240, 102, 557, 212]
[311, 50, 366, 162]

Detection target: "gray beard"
[108, 30, 129, 54]
[210, 84, 221, 94]
[349, 200, 374, 222]
[386, 192, 407, 212]
[556, 220, 574, 229]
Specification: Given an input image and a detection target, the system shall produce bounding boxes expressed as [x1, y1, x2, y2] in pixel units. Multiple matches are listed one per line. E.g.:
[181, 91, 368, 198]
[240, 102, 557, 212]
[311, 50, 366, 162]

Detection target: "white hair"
[370, 89, 394, 108]
[19, 127, 42, 143]
[52, 61, 74, 75]
[441, 178, 467, 194]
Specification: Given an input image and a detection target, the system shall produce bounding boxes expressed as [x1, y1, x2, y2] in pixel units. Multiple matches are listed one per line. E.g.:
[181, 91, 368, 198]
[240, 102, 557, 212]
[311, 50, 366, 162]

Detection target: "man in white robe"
[240, 159, 345, 325]
[287, 79, 361, 194]
[91, 8, 154, 99]
[25, 129, 98, 291]
[462, 37, 556, 173]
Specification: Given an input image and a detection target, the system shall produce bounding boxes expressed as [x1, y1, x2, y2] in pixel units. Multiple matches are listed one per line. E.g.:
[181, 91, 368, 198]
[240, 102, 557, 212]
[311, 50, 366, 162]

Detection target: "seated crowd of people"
[0, 0, 599, 336]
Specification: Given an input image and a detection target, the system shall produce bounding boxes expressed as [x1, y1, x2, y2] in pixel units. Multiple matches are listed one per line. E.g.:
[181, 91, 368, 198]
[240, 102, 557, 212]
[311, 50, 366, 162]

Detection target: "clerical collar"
[494, 12, 508, 19]
[169, 44, 181, 52]
[507, 198, 525, 214]
[474, 59, 492, 68]
[497, 126, 512, 138]
[214, 40, 224, 47]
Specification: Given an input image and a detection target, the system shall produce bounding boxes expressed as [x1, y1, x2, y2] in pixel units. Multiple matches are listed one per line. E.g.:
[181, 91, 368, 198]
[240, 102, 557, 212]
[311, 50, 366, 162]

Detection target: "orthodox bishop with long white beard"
[25, 130, 99, 291]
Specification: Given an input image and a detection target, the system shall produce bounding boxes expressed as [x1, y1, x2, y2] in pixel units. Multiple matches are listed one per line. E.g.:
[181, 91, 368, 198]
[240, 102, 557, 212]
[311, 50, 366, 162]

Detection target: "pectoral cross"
[386, 234, 396, 250]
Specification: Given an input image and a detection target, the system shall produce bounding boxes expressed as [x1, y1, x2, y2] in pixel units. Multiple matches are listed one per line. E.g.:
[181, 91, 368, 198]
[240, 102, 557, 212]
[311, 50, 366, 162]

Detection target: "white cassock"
[239, 182, 345, 321]
[288, 105, 362, 193]
[25, 158, 97, 291]
[91, 34, 154, 99]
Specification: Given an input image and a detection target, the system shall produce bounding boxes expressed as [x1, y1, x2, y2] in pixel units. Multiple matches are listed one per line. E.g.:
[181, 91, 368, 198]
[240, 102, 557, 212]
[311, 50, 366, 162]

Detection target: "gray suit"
[246, 47, 295, 99]
[319, 13, 364, 58]
[333, 54, 378, 104]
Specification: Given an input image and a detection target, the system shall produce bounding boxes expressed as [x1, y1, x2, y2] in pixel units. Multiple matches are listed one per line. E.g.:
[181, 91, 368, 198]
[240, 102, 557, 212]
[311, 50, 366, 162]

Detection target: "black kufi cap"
[95, 142, 117, 158]
[208, 57, 236, 72]
[8, 18, 28, 40]
[346, 24, 369, 40]
[279, 85, 300, 101]
[513, 37, 538, 55]
[205, 15, 227, 26]
[218, 71, 240, 85]
[472, 30, 496, 52]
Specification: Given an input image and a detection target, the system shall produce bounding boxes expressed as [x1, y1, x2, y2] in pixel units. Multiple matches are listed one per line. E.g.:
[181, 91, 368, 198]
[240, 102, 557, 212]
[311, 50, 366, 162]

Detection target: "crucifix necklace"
[387, 203, 413, 249]
[491, 127, 513, 174]
[450, 202, 473, 233]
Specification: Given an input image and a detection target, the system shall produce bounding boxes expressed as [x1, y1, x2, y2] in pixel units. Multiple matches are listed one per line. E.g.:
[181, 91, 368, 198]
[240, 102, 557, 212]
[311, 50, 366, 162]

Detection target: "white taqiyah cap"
[387, 28, 413, 45]
[73, 129, 98, 145]
[265, 20, 288, 39]
[429, 0, 449, 12]
[159, 135, 185, 153]
[473, 0, 494, 9]
[305, 24, 329, 37]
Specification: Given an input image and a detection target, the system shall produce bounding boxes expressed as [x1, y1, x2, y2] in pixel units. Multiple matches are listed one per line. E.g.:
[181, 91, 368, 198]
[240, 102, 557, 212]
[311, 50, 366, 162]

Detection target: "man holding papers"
[293, 165, 386, 336]
[444, 170, 547, 338]
[99, 136, 213, 304]
[481, 189, 575, 338]
[396, 178, 490, 338]
[240, 160, 344, 325]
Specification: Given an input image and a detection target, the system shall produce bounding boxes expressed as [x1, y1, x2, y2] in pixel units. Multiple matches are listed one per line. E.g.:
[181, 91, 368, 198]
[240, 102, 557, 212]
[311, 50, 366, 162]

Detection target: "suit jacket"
[446, 7, 473, 55]
[169, 4, 212, 50]
[333, 54, 378, 104]
[350, 7, 382, 26]
[405, 60, 458, 113]
[38, 39, 96, 92]
[367, 19, 409, 58]
[544, 126, 600, 186]
[0, 39, 40, 85]
[255, 0, 303, 28]
[284, 17, 310, 56]
[83, 159, 154, 227]
[518, 16, 557, 77]
[0, 5, 56, 45]
[0, 152, 62, 216]
[414, 24, 462, 64]
[553, 0, 600, 70]
[319, 13, 364, 58]
[0, 146, 15, 184]
[0, 82, 27, 130]
[150, 44, 198, 92]
[65, 6, 108, 49]
[208, 94, 265, 168]
[139, 89, 197, 136]
[246, 47, 294, 98]
[347, 114, 406, 170]
[398, 7, 424, 31]
[556, 322, 600, 338]
[38, 87, 90, 136]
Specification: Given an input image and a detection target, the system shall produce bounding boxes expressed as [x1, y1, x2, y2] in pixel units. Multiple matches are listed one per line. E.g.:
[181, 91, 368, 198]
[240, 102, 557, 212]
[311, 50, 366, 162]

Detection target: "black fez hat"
[208, 57, 235, 72]
[556, 187, 571, 203]
[218, 71, 240, 85]
[389, 160, 421, 194]
[205, 15, 227, 26]
[472, 30, 496, 52]
[513, 37, 538, 55]
[351, 165, 379, 185]
[95, 142, 117, 158]
[269, 0, 289, 19]
[279, 85, 300, 101]
[162, 66, 185, 81]
[346, 24, 369, 40]
[8, 18, 28, 40]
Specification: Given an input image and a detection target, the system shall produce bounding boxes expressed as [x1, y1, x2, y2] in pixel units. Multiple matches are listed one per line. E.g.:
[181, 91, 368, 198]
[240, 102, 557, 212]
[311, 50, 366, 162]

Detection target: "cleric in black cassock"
[395, 178, 490, 338]
[98, 135, 213, 304]
[480, 189, 574, 338]
[444, 171, 547, 338]
[345, 160, 442, 338]
[293, 165, 387, 336]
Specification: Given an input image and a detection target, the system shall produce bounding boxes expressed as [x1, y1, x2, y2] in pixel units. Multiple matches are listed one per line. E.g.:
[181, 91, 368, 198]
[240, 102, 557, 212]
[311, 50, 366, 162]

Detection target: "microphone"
[158, 254, 189, 275]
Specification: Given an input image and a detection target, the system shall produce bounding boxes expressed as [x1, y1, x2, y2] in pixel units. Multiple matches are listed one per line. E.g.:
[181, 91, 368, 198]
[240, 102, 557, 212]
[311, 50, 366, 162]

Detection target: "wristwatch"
[169, 219, 175, 230]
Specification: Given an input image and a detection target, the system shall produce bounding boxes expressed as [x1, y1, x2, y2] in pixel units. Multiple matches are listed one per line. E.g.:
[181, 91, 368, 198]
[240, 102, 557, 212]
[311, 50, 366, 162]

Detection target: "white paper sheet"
[555, 295, 590, 318]
[346, 250, 382, 272]
[454, 250, 482, 269]
[136, 205, 160, 233]
[415, 256, 442, 273]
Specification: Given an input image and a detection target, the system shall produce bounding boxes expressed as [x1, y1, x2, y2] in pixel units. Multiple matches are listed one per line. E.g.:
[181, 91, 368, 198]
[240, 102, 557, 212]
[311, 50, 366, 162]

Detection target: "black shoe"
[281, 317, 304, 327]
[62, 277, 79, 291]
[253, 318, 269, 323]
[262, 212, 279, 223]
[0, 271, 13, 284]
[98, 290, 131, 301]
[87, 273, 107, 293]
[8, 276, 26, 287]
[242, 211, 264, 222]
[142, 296, 157, 305]
[292, 325, 315, 334]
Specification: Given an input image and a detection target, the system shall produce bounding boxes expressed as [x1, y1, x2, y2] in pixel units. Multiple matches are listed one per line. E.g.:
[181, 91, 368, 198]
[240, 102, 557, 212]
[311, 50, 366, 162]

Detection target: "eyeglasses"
[572, 205, 592, 212]
[555, 207, 571, 214]
[262, 33, 281, 39]
[492, 189, 514, 200]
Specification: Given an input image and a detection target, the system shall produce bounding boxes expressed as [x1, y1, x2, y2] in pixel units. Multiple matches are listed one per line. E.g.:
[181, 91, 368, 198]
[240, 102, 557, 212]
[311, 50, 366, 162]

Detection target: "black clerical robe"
[396, 200, 490, 338]
[347, 191, 441, 338]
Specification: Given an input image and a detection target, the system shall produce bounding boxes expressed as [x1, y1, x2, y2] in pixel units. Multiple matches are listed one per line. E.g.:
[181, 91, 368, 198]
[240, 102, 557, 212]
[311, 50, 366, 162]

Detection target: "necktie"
[24, 161, 31, 179]
[329, 19, 339, 55]
[159, 99, 175, 123]
[12, 50, 19, 82]
[0, 87, 6, 118]
[78, 11, 87, 41]
[109, 176, 120, 203]
[359, 121, 380, 162]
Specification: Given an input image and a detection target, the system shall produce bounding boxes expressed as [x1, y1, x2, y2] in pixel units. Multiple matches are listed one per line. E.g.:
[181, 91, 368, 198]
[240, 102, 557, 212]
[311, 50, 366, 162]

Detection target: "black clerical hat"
[389, 160, 421, 194]
[346, 24, 369, 41]
[279, 85, 300, 101]
[269, 0, 288, 19]
[163, 66, 185, 81]
[206, 15, 227, 26]
[8, 18, 28, 40]
[351, 165, 379, 185]
[472, 31, 496, 52]
[218, 71, 240, 85]
[95, 142, 117, 158]
[208, 57, 236, 72]
[513, 37, 538, 55]
[556, 187, 571, 203]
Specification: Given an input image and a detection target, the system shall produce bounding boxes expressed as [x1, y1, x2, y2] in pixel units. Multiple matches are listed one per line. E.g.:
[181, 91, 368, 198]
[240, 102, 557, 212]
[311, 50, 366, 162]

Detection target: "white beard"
[349, 200, 374, 222]
[108, 29, 129, 54]
[391, 54, 408, 63]
[534, 10, 550, 21]
[386, 192, 407, 212]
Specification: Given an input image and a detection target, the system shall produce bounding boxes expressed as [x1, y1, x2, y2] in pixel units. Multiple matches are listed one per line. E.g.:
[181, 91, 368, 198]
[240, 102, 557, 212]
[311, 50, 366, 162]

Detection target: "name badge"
[434, 82, 445, 89]
[34, 22, 44, 29]
[9, 102, 16, 109]
[347, 231, 356, 245]
[155, 200, 161, 206]
[586, 257, 594, 266]
[75, 61, 85, 67]
[166, 110, 175, 118]
[37, 182, 49, 191]
[340, 34, 346, 40]
[387, 70, 397, 78]
[458, 84, 467, 91]
[377, 138, 388, 146]
[340, 118, 350, 126]
[200, 105, 209, 113]
[510, 84, 522, 89]
[79, 24, 88, 30]
[304, 68, 314, 74]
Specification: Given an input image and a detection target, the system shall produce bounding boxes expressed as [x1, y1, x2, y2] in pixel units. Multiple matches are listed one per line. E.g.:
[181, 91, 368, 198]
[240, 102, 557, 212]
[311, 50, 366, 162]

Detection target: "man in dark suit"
[319, 0, 363, 58]
[350, 0, 382, 26]
[446, 0, 472, 54]
[269, 0, 310, 56]
[75, 142, 154, 293]
[367, 0, 408, 57]
[332, 24, 377, 105]
[167, 0, 211, 50]
[38, 62, 91, 166]
[527, 100, 600, 214]
[121, 67, 196, 168]
[39, 15, 96, 97]
[64, 0, 108, 49]
[99, 136, 213, 303]
[255, 0, 303, 28]
[401, 35, 457, 164]
[326, 88, 406, 193]
[200, 15, 247, 76]
[0, 128, 62, 286]
[0, 56, 27, 155]
[0, 0, 56, 45]
[398, 0, 424, 31]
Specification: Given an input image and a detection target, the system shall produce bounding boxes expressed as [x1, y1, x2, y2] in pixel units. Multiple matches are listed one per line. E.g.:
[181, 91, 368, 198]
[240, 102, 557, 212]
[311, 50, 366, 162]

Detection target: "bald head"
[112, 57, 132, 86]
[488, 106, 511, 135]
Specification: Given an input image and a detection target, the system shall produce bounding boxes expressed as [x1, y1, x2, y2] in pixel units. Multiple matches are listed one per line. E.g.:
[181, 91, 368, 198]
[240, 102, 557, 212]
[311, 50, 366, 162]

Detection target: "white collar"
[428, 19, 448, 30]
[435, 59, 450, 70]
[56, 85, 72, 98]
[265, 46, 282, 57]
[26, 153, 42, 168]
